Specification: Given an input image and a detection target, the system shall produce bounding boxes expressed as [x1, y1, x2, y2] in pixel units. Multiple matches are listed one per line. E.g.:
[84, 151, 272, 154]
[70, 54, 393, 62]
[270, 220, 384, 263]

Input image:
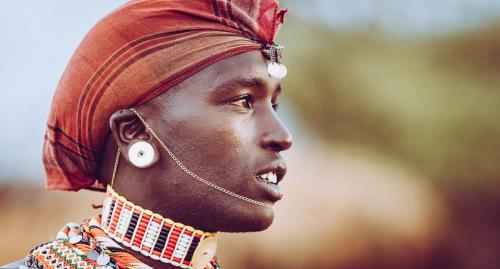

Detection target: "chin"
[223, 204, 275, 233]
[251, 206, 275, 231]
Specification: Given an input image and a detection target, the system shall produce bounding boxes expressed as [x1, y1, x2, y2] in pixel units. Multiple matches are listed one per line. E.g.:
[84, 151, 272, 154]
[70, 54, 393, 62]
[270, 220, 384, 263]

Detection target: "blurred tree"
[278, 17, 500, 186]
[276, 16, 500, 268]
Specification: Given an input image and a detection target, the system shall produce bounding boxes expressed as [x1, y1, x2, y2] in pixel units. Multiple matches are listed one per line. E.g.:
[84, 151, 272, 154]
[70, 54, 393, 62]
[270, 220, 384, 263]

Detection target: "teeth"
[268, 172, 277, 184]
[266, 172, 273, 182]
[257, 171, 278, 184]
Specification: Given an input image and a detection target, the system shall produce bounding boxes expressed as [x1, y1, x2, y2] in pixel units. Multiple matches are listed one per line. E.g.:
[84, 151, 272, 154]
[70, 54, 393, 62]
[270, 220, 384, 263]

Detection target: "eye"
[272, 102, 279, 111]
[229, 95, 253, 109]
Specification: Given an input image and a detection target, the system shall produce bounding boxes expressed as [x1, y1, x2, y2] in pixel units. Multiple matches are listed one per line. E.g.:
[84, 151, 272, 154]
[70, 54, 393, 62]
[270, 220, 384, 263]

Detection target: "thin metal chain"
[110, 147, 120, 187]
[127, 108, 273, 209]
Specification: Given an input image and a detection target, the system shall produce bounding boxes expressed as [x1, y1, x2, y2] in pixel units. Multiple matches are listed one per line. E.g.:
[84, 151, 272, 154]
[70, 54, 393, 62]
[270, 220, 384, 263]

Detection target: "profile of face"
[104, 50, 292, 233]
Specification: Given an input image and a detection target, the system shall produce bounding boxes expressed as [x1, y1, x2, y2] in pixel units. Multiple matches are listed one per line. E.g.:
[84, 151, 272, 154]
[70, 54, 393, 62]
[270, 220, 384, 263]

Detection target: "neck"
[100, 185, 218, 269]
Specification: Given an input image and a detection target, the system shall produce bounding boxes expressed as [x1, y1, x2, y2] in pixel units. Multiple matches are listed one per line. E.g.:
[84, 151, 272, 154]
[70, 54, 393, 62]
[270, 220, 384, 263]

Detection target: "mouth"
[253, 166, 286, 202]
[255, 170, 282, 184]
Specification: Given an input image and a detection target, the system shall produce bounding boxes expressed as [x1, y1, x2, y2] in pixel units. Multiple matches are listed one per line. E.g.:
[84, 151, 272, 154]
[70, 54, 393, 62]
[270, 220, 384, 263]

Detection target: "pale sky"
[291, 0, 500, 36]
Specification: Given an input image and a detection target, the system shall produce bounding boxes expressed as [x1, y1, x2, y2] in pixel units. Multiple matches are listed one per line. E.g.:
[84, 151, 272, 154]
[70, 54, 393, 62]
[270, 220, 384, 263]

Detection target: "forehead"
[181, 50, 280, 94]
[204, 50, 270, 81]
[151, 50, 281, 108]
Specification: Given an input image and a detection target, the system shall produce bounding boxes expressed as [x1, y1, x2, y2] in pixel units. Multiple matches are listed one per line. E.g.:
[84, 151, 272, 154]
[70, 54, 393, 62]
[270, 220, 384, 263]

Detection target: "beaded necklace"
[26, 216, 151, 269]
[25, 187, 221, 269]
[101, 185, 219, 268]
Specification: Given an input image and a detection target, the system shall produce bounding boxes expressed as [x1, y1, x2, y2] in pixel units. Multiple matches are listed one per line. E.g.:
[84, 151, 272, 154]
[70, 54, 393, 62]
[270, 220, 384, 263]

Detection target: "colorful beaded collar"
[101, 185, 218, 268]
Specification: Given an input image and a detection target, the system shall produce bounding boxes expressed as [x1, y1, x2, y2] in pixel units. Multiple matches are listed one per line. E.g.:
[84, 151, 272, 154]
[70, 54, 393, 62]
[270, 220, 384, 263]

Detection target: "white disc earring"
[127, 141, 155, 168]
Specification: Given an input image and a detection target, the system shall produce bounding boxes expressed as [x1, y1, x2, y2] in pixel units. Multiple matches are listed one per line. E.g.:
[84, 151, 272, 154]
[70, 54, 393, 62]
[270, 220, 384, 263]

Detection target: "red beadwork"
[101, 186, 218, 268]
[170, 234, 179, 240]
[109, 199, 124, 233]
[134, 215, 151, 248]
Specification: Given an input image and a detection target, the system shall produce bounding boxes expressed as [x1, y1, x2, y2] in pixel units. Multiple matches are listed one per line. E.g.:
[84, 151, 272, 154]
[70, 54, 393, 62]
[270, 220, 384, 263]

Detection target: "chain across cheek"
[129, 108, 274, 208]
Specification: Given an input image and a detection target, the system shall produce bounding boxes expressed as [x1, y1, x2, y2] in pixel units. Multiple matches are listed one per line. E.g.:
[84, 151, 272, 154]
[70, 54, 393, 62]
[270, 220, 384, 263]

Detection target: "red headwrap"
[43, 0, 287, 191]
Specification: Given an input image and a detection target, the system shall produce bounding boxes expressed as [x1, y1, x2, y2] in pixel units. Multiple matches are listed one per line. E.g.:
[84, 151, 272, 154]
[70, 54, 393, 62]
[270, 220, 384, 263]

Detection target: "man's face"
[138, 50, 292, 232]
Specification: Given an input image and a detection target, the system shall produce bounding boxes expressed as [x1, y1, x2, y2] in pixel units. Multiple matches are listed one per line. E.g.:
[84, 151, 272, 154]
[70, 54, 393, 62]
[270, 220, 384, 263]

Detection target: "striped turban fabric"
[43, 0, 287, 192]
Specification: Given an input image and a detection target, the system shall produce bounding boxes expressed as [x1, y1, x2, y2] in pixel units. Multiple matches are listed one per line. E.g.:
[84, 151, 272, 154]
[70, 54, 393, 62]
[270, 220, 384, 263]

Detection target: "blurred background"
[1, 1, 499, 268]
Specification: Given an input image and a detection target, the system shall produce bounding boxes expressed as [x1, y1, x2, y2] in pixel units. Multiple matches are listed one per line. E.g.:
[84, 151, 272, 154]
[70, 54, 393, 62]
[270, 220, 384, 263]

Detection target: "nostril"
[269, 142, 285, 152]
[280, 136, 293, 151]
[261, 133, 292, 152]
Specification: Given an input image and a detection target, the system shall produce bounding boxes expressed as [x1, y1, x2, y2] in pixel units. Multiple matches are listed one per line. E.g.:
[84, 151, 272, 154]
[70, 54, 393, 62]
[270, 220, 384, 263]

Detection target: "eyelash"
[228, 95, 279, 111]
[230, 95, 254, 109]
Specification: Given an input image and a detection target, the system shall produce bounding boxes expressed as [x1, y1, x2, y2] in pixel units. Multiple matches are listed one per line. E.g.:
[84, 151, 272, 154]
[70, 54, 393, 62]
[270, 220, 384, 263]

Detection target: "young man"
[8, 1, 292, 268]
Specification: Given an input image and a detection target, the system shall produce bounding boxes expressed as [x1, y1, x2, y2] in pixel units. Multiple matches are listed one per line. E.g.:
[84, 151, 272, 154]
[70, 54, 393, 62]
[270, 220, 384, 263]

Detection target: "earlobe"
[127, 140, 158, 168]
[109, 109, 160, 168]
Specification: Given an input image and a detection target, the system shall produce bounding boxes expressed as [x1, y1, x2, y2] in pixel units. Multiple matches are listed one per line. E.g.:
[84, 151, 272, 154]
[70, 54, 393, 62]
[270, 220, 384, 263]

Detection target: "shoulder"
[0, 259, 27, 268]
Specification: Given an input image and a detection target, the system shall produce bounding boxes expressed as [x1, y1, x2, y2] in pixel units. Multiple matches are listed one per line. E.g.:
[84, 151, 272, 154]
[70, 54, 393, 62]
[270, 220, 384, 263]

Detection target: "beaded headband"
[101, 185, 218, 268]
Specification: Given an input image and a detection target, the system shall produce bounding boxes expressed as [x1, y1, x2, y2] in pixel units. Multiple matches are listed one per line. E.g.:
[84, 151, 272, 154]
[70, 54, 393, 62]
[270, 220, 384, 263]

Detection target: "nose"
[260, 112, 293, 152]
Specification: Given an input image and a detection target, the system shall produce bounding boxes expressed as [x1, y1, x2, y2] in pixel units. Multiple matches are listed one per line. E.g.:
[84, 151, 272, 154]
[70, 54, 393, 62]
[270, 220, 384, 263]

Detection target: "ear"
[109, 109, 160, 168]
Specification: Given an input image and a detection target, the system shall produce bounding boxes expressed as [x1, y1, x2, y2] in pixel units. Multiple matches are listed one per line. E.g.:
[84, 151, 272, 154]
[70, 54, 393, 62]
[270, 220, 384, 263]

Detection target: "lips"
[253, 165, 286, 202]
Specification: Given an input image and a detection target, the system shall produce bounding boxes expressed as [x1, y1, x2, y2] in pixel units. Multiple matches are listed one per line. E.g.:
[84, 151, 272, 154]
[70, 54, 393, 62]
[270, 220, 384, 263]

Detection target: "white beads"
[115, 206, 132, 237]
[101, 197, 112, 227]
[100, 186, 218, 269]
[142, 221, 161, 248]
[171, 232, 190, 259]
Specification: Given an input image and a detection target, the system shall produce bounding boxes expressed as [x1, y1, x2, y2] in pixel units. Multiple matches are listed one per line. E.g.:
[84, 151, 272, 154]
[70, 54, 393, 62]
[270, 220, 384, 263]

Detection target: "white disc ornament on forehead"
[268, 62, 287, 79]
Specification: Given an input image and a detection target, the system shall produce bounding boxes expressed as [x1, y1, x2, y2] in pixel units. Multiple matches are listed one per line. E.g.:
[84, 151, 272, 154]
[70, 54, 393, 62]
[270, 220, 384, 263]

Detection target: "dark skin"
[99, 50, 292, 268]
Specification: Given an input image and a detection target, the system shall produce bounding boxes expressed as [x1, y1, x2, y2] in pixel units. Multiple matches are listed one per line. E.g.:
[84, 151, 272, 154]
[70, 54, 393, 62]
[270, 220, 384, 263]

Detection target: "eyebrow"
[212, 77, 282, 97]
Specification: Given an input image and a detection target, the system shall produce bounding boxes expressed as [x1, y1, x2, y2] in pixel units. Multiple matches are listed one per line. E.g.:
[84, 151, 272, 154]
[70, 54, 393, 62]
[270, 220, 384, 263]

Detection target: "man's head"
[100, 50, 292, 232]
[43, 0, 290, 233]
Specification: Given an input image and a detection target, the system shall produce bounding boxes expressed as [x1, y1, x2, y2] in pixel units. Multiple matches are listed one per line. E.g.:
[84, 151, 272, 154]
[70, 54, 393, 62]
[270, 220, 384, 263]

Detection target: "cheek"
[165, 110, 255, 186]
